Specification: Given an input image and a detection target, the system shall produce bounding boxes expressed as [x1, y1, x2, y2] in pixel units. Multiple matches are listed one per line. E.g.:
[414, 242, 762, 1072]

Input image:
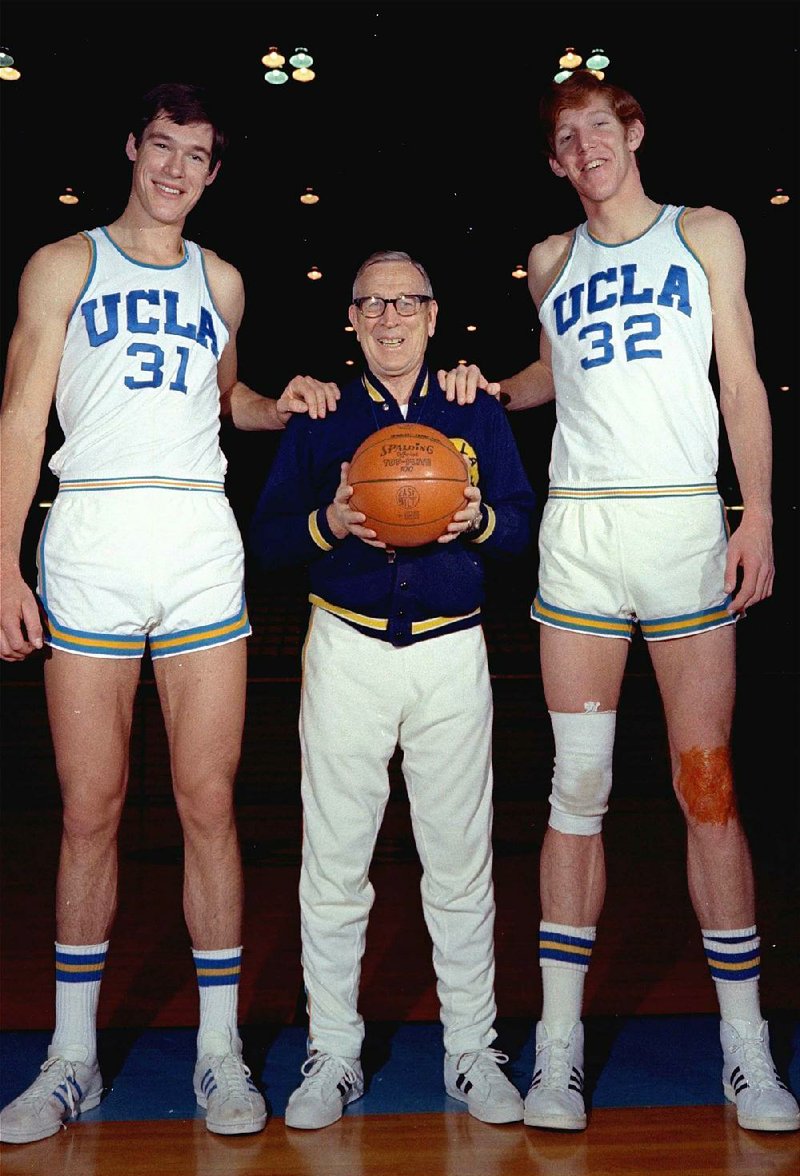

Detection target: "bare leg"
[538, 627, 629, 926]
[45, 649, 141, 944]
[153, 639, 247, 949]
[649, 626, 755, 929]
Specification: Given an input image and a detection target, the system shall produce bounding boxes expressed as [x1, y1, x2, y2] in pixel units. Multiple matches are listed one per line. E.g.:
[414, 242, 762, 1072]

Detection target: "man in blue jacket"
[250, 249, 537, 1130]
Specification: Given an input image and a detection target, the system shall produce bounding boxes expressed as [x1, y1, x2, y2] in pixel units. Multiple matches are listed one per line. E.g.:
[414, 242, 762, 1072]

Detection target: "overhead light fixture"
[289, 48, 314, 69]
[261, 47, 285, 68]
[264, 68, 288, 85]
[307, 265, 322, 280]
[559, 47, 582, 69]
[300, 187, 320, 205]
[585, 49, 610, 70]
[457, 359, 468, 366]
[466, 324, 477, 332]
[0, 49, 14, 68]
[345, 359, 355, 366]
[0, 64, 21, 81]
[344, 324, 355, 332]
[770, 188, 790, 205]
[553, 46, 611, 84]
[511, 264, 527, 279]
[58, 187, 79, 205]
[292, 66, 315, 83]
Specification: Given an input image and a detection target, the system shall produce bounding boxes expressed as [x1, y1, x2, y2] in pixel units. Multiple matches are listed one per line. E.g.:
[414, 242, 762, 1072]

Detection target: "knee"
[547, 710, 616, 836]
[674, 745, 737, 827]
[62, 786, 125, 841]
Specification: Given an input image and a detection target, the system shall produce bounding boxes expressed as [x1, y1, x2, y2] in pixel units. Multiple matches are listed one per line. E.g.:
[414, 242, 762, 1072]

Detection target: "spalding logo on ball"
[348, 423, 468, 547]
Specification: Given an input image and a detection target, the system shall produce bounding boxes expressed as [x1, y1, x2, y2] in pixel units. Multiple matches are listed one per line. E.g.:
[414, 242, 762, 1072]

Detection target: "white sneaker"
[721, 1019, 800, 1132]
[444, 1047, 523, 1124]
[284, 1052, 364, 1130]
[0, 1051, 103, 1144]
[193, 1031, 267, 1135]
[523, 1022, 587, 1131]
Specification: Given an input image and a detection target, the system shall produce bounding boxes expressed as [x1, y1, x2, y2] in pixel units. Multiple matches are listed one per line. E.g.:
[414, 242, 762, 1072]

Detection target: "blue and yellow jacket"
[249, 364, 536, 646]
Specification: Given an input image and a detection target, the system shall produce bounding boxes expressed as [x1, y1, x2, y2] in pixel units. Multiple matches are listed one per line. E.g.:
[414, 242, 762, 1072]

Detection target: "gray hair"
[352, 250, 434, 299]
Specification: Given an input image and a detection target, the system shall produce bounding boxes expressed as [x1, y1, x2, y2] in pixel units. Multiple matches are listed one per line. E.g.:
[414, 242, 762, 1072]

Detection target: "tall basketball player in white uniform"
[497, 72, 798, 1134]
[0, 82, 343, 1145]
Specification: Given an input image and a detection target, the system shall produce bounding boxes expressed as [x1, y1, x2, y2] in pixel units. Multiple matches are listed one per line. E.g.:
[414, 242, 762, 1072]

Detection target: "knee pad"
[547, 710, 616, 835]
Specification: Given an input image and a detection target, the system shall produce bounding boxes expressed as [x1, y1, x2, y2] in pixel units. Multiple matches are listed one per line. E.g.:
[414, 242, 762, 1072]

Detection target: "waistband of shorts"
[56, 477, 226, 494]
[547, 483, 718, 501]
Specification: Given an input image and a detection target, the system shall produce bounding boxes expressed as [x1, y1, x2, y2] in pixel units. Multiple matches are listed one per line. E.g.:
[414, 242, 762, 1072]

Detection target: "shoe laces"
[207, 1052, 254, 1099]
[455, 1047, 511, 1090]
[19, 1057, 80, 1113]
[300, 1052, 359, 1094]
[735, 1035, 780, 1089]
[535, 1034, 574, 1089]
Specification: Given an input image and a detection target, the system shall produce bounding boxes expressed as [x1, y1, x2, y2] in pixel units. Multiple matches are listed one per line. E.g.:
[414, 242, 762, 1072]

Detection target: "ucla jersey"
[540, 204, 718, 497]
[49, 226, 230, 484]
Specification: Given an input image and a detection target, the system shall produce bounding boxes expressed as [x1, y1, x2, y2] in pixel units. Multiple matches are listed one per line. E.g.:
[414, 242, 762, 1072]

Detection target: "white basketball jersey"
[49, 227, 230, 482]
[540, 204, 718, 494]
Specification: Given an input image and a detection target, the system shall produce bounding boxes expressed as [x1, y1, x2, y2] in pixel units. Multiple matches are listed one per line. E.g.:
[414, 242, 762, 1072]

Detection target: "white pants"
[298, 606, 498, 1058]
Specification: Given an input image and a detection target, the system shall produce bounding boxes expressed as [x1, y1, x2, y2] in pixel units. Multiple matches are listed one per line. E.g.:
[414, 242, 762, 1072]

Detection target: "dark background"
[0, 0, 797, 639]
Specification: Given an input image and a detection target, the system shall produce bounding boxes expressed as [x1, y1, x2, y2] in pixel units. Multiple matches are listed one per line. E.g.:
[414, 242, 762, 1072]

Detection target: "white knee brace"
[547, 710, 616, 835]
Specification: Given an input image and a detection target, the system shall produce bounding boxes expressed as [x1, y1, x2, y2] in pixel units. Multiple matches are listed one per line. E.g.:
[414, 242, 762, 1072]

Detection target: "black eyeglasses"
[353, 294, 432, 318]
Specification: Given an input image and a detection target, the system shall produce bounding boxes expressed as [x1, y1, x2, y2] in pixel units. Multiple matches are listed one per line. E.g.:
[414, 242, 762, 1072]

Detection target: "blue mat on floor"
[1, 1016, 798, 1122]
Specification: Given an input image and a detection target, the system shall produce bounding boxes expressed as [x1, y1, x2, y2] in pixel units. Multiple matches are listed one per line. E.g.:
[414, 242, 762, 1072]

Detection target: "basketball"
[348, 423, 469, 547]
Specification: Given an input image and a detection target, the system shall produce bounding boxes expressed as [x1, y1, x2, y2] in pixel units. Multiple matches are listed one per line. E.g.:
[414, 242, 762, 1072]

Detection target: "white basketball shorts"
[37, 480, 251, 659]
[532, 491, 736, 641]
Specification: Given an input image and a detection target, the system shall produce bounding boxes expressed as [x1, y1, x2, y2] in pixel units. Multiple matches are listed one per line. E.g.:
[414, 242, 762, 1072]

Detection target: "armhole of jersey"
[67, 231, 97, 323]
[539, 229, 578, 313]
[674, 206, 709, 278]
[196, 244, 229, 329]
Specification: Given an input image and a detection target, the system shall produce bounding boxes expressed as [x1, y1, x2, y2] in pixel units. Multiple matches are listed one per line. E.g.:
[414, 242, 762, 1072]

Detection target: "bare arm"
[205, 249, 340, 430]
[497, 233, 574, 411]
[684, 206, 774, 613]
[1, 237, 87, 659]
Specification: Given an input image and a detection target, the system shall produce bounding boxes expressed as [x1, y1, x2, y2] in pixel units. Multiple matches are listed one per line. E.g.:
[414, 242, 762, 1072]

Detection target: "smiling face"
[125, 115, 220, 226]
[348, 259, 438, 389]
[549, 97, 643, 205]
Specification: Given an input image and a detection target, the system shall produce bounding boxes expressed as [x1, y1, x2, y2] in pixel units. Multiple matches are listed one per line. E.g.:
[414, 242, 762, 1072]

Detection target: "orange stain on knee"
[677, 746, 735, 825]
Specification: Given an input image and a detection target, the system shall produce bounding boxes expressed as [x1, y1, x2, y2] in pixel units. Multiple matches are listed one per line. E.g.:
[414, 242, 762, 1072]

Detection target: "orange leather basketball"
[348, 423, 468, 547]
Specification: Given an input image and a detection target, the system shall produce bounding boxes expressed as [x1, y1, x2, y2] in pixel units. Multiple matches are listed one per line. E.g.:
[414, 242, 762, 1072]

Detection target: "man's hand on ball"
[439, 485, 482, 543]
[327, 462, 384, 546]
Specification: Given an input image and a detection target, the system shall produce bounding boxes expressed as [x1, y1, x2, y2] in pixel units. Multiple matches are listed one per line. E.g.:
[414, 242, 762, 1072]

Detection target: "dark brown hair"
[132, 82, 229, 168]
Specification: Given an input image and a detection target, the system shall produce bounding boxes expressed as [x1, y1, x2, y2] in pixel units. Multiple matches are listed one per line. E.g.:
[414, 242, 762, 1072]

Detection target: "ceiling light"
[559, 48, 582, 69]
[585, 49, 610, 70]
[261, 47, 285, 68]
[0, 65, 21, 81]
[265, 69, 288, 85]
[587, 69, 605, 80]
[345, 359, 355, 366]
[466, 324, 477, 332]
[344, 324, 355, 332]
[289, 48, 314, 69]
[307, 265, 322, 280]
[511, 264, 527, 279]
[292, 67, 315, 83]
[554, 69, 573, 84]
[0, 49, 14, 67]
[58, 187, 79, 205]
[770, 188, 790, 205]
[457, 359, 468, 366]
[300, 187, 319, 205]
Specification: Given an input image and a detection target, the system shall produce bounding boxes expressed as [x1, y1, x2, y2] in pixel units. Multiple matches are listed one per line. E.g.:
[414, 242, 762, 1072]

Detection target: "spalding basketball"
[348, 423, 468, 547]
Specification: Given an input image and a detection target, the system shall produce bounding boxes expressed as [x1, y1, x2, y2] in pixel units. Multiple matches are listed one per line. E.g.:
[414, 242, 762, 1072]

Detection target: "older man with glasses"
[249, 249, 537, 1130]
